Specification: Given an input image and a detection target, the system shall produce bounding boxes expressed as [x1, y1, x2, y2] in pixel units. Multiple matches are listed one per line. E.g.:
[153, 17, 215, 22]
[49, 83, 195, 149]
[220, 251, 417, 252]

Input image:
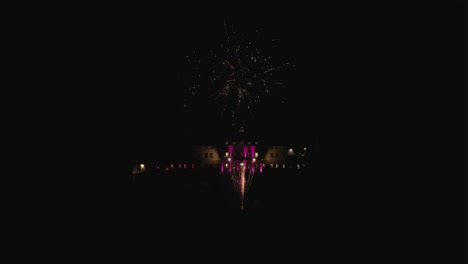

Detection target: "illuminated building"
[132, 126, 311, 176]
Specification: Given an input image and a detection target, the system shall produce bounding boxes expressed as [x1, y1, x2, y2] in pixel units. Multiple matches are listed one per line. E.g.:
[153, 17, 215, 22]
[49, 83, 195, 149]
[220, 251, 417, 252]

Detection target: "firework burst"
[182, 20, 292, 127]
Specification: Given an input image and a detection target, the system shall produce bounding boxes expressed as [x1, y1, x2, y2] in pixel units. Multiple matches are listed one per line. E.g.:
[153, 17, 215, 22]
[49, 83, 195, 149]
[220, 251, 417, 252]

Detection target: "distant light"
[140, 164, 145, 169]
[240, 163, 244, 166]
[252, 158, 256, 162]
[228, 158, 231, 161]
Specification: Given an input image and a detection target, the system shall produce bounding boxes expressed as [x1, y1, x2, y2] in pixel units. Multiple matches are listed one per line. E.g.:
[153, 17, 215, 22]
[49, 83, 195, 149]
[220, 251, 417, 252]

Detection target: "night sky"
[77, 13, 322, 166]
[53, 2, 464, 158]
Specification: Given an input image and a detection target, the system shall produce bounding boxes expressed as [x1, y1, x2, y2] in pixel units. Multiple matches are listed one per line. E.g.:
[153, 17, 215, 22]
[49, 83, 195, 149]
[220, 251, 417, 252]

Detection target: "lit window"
[270, 164, 274, 168]
[275, 164, 278, 168]
[179, 164, 182, 169]
[170, 164, 174, 169]
[225, 152, 229, 157]
[283, 164, 286, 168]
[183, 164, 187, 169]
[255, 152, 258, 158]
[192, 164, 195, 169]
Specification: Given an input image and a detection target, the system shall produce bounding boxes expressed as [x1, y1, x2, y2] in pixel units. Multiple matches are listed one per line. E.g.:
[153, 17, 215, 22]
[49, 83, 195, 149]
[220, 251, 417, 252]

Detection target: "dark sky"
[46, 2, 465, 171]
[90, 2, 465, 160]
[77, 14, 320, 159]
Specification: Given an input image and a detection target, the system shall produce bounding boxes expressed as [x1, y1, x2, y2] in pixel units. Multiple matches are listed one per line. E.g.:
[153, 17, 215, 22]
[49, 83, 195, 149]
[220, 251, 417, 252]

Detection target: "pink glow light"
[228, 145, 234, 158]
[250, 145, 255, 157]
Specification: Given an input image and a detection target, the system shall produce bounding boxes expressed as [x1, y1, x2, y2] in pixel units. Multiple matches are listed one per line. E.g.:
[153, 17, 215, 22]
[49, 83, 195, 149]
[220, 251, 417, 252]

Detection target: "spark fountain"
[220, 128, 262, 210]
